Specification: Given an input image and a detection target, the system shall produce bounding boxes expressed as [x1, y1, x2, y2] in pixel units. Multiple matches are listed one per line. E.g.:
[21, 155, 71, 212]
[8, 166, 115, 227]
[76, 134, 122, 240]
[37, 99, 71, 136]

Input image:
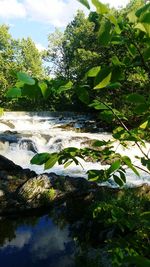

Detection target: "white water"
[0, 112, 150, 187]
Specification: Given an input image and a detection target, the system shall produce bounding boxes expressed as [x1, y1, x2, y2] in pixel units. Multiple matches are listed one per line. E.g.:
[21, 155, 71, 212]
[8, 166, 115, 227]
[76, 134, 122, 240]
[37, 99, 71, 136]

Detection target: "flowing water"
[0, 112, 150, 266]
[0, 111, 150, 186]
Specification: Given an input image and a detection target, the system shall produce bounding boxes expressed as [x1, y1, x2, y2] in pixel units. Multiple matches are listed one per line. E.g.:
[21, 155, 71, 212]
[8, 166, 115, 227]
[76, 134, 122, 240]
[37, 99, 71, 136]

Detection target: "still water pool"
[0, 211, 77, 267]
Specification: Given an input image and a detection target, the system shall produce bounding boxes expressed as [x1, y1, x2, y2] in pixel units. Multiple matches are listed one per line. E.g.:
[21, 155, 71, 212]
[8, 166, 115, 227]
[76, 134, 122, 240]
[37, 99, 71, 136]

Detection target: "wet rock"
[0, 155, 150, 215]
[17, 175, 52, 208]
[19, 139, 38, 153]
[0, 155, 22, 173]
[0, 120, 15, 129]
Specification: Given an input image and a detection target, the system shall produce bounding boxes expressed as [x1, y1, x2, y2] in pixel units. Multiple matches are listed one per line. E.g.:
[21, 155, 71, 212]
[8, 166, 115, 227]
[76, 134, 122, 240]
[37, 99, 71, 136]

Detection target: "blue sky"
[0, 0, 130, 51]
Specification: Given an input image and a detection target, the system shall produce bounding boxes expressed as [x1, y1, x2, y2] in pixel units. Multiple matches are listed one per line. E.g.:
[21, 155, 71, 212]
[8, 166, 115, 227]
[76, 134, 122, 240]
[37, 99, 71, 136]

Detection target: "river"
[0, 111, 150, 267]
[0, 111, 150, 186]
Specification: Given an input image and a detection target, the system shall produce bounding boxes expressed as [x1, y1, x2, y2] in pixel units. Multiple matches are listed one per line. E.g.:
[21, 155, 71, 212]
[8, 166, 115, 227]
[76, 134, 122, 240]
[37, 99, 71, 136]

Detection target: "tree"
[17, 37, 44, 78]
[0, 25, 44, 109]
[0, 25, 17, 99]
[45, 11, 100, 81]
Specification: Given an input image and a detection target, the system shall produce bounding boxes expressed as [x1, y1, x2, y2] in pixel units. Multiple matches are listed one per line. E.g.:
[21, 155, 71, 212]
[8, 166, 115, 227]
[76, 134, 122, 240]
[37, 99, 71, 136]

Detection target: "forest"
[0, 0, 150, 266]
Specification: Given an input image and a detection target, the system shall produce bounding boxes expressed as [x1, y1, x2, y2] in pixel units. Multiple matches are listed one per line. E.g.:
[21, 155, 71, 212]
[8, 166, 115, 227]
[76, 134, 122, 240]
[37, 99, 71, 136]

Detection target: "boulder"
[0, 155, 150, 215]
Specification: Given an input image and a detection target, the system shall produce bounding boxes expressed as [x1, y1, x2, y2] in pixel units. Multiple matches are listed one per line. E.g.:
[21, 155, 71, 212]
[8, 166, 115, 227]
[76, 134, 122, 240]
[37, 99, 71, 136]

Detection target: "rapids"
[0, 111, 150, 187]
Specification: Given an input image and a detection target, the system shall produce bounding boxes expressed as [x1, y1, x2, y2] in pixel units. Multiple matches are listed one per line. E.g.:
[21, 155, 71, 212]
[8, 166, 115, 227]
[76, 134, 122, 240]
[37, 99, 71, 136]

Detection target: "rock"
[0, 190, 4, 197]
[0, 133, 19, 144]
[0, 155, 22, 173]
[19, 139, 38, 153]
[18, 174, 51, 201]
[0, 155, 150, 215]
[0, 155, 36, 178]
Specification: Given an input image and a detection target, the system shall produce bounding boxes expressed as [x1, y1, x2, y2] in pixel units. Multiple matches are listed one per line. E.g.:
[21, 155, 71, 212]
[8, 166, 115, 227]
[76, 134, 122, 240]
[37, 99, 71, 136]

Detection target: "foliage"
[4, 1, 150, 265]
[0, 25, 44, 109]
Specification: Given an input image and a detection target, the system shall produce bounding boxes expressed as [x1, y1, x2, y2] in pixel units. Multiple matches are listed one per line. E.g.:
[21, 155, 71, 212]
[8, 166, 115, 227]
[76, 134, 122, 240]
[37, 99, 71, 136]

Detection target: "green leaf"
[93, 140, 110, 147]
[57, 81, 73, 94]
[122, 156, 140, 176]
[106, 82, 121, 89]
[88, 169, 106, 182]
[134, 23, 147, 33]
[134, 103, 149, 114]
[86, 66, 101, 77]
[64, 160, 73, 168]
[109, 160, 121, 174]
[77, 0, 90, 9]
[111, 56, 124, 66]
[128, 44, 137, 57]
[106, 14, 117, 25]
[6, 87, 21, 98]
[44, 153, 58, 169]
[140, 12, 150, 23]
[127, 11, 137, 23]
[113, 174, 124, 187]
[89, 100, 109, 110]
[92, 0, 109, 14]
[94, 72, 112, 89]
[140, 211, 150, 220]
[17, 72, 35, 85]
[127, 256, 150, 267]
[31, 153, 50, 165]
[140, 120, 148, 129]
[143, 47, 150, 60]
[21, 83, 42, 99]
[76, 86, 89, 104]
[98, 18, 111, 45]
[135, 3, 150, 17]
[126, 93, 145, 103]
[119, 171, 126, 183]
[38, 81, 48, 98]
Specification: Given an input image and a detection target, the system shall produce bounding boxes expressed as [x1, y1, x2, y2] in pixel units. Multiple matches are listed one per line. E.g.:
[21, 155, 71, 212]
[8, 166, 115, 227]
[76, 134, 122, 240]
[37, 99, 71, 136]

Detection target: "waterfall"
[0, 111, 150, 186]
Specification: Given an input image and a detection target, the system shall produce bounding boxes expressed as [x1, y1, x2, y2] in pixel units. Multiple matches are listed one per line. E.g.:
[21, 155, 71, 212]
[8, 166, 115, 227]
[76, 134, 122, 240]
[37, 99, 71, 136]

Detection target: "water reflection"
[0, 212, 77, 267]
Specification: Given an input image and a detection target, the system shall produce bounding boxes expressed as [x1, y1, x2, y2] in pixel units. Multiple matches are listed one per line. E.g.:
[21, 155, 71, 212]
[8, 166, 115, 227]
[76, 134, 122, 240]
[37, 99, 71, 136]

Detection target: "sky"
[0, 0, 130, 51]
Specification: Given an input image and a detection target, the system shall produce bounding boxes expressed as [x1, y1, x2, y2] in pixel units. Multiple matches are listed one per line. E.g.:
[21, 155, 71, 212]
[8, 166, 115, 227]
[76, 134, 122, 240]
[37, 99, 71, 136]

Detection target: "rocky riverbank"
[0, 155, 150, 215]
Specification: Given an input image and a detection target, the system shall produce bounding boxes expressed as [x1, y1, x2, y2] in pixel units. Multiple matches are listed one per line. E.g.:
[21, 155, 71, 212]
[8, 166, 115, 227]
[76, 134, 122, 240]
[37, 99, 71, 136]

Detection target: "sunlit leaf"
[94, 72, 112, 89]
[98, 18, 111, 45]
[77, 0, 90, 9]
[64, 160, 73, 168]
[92, 0, 109, 14]
[108, 160, 121, 174]
[38, 81, 48, 98]
[57, 81, 73, 93]
[135, 23, 147, 33]
[140, 120, 148, 129]
[122, 156, 140, 176]
[44, 153, 58, 169]
[86, 66, 101, 77]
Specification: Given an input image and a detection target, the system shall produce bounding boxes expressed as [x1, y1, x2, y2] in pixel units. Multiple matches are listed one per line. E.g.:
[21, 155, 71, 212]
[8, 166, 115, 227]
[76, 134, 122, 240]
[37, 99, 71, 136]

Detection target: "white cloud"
[24, 0, 88, 27]
[0, 0, 26, 19]
[0, 0, 130, 25]
[35, 42, 46, 52]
